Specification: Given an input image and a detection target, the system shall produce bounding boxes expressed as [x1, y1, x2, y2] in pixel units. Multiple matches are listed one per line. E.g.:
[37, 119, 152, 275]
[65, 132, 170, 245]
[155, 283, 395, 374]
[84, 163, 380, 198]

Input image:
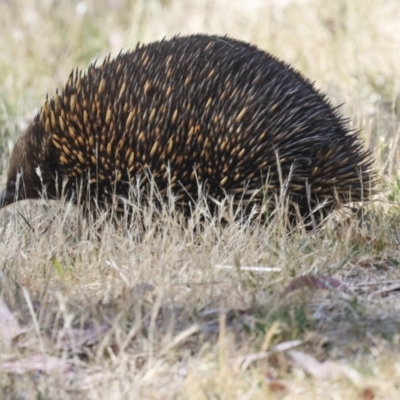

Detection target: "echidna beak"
[0, 188, 15, 209]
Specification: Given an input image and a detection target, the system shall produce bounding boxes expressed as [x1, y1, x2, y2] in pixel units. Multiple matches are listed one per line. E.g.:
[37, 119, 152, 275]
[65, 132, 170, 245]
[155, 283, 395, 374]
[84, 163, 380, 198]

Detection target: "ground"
[1, 0, 400, 399]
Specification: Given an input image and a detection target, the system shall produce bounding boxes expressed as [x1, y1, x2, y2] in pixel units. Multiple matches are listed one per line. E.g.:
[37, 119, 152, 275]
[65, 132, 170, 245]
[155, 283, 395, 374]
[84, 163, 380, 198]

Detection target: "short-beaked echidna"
[0, 34, 376, 223]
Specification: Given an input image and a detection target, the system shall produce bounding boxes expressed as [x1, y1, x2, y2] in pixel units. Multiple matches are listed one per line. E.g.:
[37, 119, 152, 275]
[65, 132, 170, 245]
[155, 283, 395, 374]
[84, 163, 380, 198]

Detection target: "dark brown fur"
[0, 34, 376, 222]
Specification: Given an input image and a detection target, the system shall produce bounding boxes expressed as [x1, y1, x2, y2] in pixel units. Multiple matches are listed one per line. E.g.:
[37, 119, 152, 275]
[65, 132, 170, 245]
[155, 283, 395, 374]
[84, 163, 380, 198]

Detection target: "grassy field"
[1, 0, 400, 398]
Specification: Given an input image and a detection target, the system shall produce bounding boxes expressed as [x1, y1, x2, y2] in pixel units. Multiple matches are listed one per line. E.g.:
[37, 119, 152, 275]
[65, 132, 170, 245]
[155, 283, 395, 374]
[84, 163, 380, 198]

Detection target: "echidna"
[0, 34, 375, 224]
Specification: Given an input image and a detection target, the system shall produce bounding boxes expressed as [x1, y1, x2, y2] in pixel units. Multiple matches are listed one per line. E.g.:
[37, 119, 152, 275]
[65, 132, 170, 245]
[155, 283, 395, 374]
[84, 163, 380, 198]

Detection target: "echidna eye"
[8, 180, 16, 190]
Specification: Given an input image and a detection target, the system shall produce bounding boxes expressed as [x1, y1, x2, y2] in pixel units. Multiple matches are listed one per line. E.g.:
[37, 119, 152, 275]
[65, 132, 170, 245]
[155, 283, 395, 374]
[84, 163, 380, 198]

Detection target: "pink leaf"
[0, 297, 23, 345]
[284, 274, 348, 295]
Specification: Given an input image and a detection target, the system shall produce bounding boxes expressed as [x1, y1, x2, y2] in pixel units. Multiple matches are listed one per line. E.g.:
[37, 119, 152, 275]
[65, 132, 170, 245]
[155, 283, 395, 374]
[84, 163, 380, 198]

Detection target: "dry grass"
[1, 0, 400, 398]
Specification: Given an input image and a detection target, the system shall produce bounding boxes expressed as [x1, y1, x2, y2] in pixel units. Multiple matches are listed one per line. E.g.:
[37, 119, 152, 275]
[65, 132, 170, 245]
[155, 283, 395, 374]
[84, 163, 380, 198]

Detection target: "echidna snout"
[0, 34, 376, 222]
[0, 132, 43, 207]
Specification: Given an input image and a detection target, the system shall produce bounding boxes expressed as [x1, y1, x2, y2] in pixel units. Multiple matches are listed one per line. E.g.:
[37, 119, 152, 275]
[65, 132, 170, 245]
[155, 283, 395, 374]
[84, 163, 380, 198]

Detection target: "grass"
[1, 0, 400, 398]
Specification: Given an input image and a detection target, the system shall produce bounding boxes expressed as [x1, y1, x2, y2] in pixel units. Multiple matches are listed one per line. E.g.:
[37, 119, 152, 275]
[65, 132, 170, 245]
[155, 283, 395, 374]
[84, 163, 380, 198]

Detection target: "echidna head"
[0, 131, 42, 209]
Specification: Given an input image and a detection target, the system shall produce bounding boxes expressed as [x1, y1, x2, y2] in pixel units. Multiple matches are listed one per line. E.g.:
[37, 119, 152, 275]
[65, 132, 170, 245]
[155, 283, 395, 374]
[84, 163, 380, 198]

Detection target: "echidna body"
[0, 35, 375, 222]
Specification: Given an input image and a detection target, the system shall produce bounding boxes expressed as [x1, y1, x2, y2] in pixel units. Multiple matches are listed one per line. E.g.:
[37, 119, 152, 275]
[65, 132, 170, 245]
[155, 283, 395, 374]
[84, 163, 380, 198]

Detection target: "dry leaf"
[265, 370, 287, 393]
[358, 387, 375, 400]
[234, 340, 303, 370]
[215, 264, 281, 272]
[54, 324, 109, 353]
[372, 283, 400, 298]
[131, 282, 154, 296]
[289, 350, 361, 385]
[81, 370, 107, 391]
[267, 380, 287, 393]
[0, 354, 69, 374]
[161, 324, 200, 355]
[273, 340, 303, 352]
[284, 274, 348, 295]
[0, 297, 22, 345]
